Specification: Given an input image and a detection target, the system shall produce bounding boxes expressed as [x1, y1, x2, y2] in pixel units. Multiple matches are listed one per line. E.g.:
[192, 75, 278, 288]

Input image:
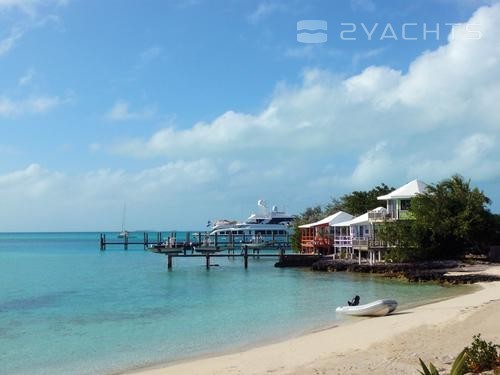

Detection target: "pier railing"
[99, 231, 290, 251]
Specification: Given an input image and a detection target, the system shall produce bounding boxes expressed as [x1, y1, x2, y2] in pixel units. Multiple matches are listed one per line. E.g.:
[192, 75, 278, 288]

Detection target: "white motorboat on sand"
[336, 299, 398, 317]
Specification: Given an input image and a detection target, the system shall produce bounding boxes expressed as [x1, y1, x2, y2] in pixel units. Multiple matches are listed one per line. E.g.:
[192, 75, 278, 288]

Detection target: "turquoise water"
[0, 232, 468, 375]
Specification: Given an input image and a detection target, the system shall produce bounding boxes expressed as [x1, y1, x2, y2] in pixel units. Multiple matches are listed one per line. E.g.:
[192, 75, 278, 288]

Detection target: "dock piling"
[244, 246, 248, 269]
[99, 233, 105, 251]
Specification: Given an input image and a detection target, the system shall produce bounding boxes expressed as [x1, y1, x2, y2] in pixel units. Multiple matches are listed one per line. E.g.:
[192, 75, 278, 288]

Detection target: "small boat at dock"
[118, 230, 131, 238]
[335, 299, 398, 317]
[194, 246, 224, 253]
[147, 244, 183, 254]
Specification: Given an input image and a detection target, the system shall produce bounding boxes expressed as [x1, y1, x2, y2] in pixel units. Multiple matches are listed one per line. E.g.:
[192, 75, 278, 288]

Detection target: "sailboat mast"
[121, 203, 126, 232]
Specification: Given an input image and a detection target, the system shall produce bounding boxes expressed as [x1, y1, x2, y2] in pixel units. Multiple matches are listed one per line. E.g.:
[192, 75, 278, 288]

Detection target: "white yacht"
[209, 201, 295, 247]
[210, 219, 238, 231]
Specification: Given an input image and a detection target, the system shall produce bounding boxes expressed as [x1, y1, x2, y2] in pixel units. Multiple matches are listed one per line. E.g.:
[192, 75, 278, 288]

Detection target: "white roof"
[332, 207, 386, 227]
[299, 211, 353, 228]
[377, 179, 427, 200]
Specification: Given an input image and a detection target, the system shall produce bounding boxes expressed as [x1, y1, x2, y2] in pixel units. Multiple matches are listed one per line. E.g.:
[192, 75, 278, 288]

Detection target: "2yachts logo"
[297, 20, 482, 43]
[296, 20, 328, 43]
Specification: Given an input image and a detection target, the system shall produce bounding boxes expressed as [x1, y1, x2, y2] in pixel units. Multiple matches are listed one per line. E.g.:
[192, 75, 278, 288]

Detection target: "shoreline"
[126, 265, 500, 375]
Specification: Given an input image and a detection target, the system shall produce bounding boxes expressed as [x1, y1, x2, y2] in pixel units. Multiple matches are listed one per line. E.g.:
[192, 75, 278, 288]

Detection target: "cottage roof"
[377, 179, 427, 200]
[332, 207, 386, 227]
[298, 211, 353, 228]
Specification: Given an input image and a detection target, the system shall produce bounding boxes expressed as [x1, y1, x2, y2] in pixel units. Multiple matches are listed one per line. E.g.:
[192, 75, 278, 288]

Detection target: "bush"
[464, 334, 499, 373]
[419, 349, 468, 375]
[417, 334, 499, 375]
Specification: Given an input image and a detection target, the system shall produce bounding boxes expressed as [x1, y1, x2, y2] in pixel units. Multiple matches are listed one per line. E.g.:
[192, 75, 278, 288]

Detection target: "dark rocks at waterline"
[274, 254, 323, 268]
[311, 260, 459, 273]
[403, 270, 500, 284]
[310, 259, 500, 284]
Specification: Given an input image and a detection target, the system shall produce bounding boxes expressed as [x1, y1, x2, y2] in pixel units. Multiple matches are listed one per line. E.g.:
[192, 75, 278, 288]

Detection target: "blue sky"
[0, 0, 499, 231]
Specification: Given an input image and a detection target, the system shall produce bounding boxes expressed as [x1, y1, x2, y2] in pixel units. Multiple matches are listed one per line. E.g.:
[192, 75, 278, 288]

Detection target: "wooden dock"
[151, 245, 287, 270]
[99, 231, 290, 251]
[99, 232, 296, 270]
[99, 231, 198, 251]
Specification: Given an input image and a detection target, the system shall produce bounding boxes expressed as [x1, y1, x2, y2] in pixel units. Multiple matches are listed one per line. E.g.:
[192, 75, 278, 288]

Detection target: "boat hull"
[335, 299, 398, 317]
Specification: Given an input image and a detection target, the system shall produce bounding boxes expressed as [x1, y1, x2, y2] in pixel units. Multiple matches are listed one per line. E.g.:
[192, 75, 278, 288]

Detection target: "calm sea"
[0, 232, 468, 375]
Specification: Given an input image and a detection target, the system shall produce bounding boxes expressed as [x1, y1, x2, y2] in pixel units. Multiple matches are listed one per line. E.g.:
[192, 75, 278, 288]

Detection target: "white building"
[298, 179, 429, 262]
[377, 179, 428, 220]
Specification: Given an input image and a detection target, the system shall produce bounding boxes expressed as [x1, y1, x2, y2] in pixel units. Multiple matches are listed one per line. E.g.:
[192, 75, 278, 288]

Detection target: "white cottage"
[298, 211, 353, 253]
[377, 179, 427, 220]
[332, 207, 387, 263]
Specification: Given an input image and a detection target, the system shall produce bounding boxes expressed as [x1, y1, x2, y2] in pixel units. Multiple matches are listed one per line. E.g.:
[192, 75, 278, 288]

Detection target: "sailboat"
[117, 204, 132, 238]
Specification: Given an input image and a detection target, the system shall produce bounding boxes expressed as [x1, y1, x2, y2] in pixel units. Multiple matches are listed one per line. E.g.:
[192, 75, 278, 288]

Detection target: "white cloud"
[349, 142, 391, 185]
[284, 45, 343, 60]
[0, 163, 64, 198]
[350, 0, 376, 12]
[0, 0, 68, 58]
[351, 47, 386, 66]
[3, 4, 500, 230]
[18, 68, 35, 86]
[0, 0, 67, 16]
[0, 95, 66, 116]
[105, 100, 156, 122]
[139, 45, 162, 64]
[88, 142, 101, 153]
[0, 144, 19, 156]
[0, 27, 24, 56]
[408, 133, 500, 181]
[107, 4, 500, 200]
[0, 0, 37, 15]
[248, 1, 284, 24]
[0, 160, 220, 231]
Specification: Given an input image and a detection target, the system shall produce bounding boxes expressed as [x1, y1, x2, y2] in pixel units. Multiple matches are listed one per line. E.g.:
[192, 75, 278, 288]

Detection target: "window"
[400, 199, 411, 211]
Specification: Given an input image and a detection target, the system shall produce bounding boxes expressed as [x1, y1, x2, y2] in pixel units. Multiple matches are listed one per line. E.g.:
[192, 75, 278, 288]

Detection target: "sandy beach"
[128, 265, 500, 375]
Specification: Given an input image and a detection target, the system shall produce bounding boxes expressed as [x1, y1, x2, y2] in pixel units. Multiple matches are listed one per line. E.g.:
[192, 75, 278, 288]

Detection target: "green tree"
[380, 175, 495, 261]
[300, 205, 324, 223]
[411, 175, 494, 258]
[326, 183, 394, 216]
[491, 214, 500, 245]
[378, 220, 430, 262]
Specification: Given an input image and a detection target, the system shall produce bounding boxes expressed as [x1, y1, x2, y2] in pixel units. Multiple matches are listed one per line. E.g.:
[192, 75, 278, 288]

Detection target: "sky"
[0, 0, 499, 231]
